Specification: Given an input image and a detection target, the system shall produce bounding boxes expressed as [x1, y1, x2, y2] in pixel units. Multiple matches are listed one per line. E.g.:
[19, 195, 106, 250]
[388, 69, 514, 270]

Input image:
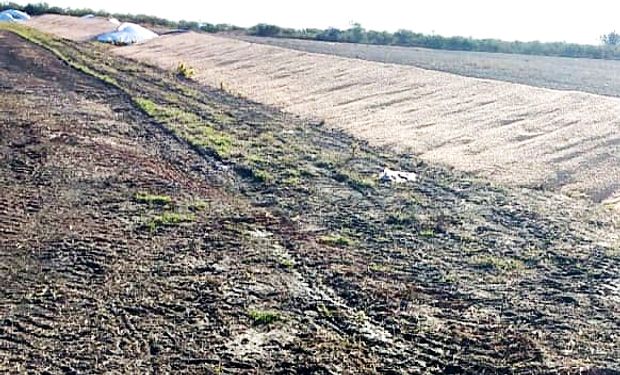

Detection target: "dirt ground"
[1, 27, 620, 374]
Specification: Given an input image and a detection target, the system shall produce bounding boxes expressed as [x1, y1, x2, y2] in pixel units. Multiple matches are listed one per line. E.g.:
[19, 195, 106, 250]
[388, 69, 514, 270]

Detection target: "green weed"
[248, 309, 281, 326]
[134, 192, 172, 205]
[176, 62, 195, 79]
[335, 169, 376, 190]
[420, 229, 436, 238]
[146, 212, 195, 231]
[252, 169, 275, 183]
[472, 255, 524, 273]
[319, 234, 356, 247]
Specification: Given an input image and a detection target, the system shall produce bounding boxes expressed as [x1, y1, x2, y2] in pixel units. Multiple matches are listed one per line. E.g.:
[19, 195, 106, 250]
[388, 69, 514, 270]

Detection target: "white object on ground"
[96, 22, 157, 45]
[379, 168, 417, 184]
[81, 14, 95, 19]
[0, 9, 30, 22]
[108, 17, 120, 25]
[0, 13, 14, 22]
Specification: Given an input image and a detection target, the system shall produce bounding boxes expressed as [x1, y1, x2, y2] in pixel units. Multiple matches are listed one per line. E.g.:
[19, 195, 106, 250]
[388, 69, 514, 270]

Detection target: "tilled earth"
[0, 29, 619, 374]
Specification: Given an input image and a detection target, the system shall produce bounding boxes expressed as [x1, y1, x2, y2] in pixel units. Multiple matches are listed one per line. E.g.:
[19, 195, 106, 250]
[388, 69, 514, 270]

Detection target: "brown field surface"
[239, 35, 620, 98]
[25, 15, 620, 204]
[2, 21, 620, 374]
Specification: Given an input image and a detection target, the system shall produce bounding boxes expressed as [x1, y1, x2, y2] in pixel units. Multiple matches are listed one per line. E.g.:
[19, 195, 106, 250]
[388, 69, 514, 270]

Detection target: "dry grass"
[26, 15, 620, 204]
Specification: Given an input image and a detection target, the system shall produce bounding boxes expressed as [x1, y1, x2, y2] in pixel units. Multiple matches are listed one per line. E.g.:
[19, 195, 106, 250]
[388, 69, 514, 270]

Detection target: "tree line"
[249, 23, 620, 60]
[4, 2, 620, 60]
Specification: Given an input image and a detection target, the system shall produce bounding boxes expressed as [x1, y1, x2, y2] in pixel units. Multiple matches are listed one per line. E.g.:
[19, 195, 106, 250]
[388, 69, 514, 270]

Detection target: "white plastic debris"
[96, 22, 158, 45]
[0, 13, 13, 22]
[81, 14, 96, 19]
[0, 9, 30, 22]
[108, 17, 121, 25]
[379, 168, 417, 184]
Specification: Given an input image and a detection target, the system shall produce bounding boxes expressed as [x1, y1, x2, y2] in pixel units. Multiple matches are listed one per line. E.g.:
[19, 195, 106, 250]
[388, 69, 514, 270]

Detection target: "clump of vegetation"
[317, 303, 334, 318]
[176, 62, 195, 79]
[252, 169, 275, 183]
[319, 234, 356, 247]
[472, 255, 525, 273]
[146, 212, 195, 231]
[283, 176, 301, 186]
[186, 127, 233, 157]
[334, 169, 376, 190]
[369, 263, 390, 273]
[248, 309, 281, 326]
[189, 199, 209, 212]
[134, 192, 172, 206]
[133, 98, 233, 157]
[278, 257, 295, 269]
[419, 229, 436, 238]
[386, 210, 416, 225]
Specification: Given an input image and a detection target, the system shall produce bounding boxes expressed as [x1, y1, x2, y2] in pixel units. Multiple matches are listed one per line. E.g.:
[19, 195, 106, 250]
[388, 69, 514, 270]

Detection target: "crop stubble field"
[0, 20, 619, 374]
[239, 36, 620, 99]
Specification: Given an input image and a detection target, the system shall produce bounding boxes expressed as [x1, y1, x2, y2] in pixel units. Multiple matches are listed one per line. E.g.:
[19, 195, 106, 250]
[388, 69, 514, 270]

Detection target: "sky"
[10, 0, 620, 44]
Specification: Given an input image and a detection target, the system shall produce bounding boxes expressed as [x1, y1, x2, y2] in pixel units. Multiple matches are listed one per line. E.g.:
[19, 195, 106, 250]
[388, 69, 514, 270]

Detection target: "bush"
[176, 62, 195, 79]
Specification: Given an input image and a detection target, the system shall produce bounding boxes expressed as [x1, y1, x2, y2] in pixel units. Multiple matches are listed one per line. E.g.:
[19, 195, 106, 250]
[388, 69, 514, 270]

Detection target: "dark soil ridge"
[0, 26, 618, 374]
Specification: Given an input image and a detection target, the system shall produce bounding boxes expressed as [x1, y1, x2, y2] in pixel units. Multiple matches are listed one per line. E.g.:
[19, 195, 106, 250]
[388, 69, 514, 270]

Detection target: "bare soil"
[1, 28, 619, 374]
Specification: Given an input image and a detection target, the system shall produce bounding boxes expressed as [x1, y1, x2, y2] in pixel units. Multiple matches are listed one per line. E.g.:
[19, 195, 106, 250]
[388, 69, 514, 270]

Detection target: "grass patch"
[212, 110, 235, 125]
[176, 62, 195, 79]
[419, 229, 436, 238]
[278, 257, 295, 268]
[472, 255, 525, 273]
[319, 234, 356, 247]
[369, 263, 390, 272]
[317, 303, 334, 318]
[134, 192, 172, 206]
[386, 210, 416, 225]
[283, 176, 301, 186]
[133, 98, 234, 157]
[186, 128, 233, 157]
[252, 169, 275, 183]
[146, 212, 195, 231]
[248, 309, 281, 326]
[335, 169, 376, 190]
[189, 199, 209, 212]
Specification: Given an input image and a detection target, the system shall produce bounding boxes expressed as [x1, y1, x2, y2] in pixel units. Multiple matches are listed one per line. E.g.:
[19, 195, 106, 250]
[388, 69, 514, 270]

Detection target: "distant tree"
[8, 1, 620, 60]
[251, 23, 281, 37]
[393, 29, 416, 46]
[366, 30, 392, 45]
[344, 22, 366, 43]
[317, 27, 342, 42]
[601, 31, 620, 46]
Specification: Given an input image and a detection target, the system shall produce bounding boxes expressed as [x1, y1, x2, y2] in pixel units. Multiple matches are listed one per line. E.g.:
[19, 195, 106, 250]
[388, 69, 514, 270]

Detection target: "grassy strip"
[0, 23, 119, 86]
[1, 25, 234, 159]
[146, 212, 195, 231]
[134, 98, 233, 158]
[134, 192, 172, 205]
